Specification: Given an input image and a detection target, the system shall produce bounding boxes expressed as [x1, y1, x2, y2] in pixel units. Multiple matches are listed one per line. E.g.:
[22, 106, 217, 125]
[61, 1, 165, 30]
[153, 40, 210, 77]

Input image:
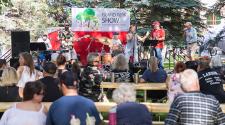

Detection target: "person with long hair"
[0, 81, 47, 125]
[140, 56, 167, 102]
[125, 24, 145, 63]
[111, 54, 132, 82]
[54, 54, 68, 78]
[17, 52, 39, 97]
[140, 56, 167, 83]
[0, 67, 20, 101]
[167, 61, 186, 103]
[71, 61, 81, 83]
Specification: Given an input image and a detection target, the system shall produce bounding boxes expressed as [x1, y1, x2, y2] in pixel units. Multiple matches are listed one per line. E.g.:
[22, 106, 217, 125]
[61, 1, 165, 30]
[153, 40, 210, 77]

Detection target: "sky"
[201, 0, 218, 8]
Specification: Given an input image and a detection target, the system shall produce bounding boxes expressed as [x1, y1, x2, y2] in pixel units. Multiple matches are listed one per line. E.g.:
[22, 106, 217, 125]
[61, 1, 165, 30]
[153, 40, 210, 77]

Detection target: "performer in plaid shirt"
[165, 69, 225, 125]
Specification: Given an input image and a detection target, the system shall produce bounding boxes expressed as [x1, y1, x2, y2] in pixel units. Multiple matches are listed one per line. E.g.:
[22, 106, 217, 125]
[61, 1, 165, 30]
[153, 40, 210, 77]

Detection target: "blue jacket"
[117, 102, 152, 125]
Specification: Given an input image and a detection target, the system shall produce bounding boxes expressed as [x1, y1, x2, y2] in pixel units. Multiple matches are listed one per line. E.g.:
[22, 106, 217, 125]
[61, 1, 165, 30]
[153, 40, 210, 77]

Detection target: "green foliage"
[48, 0, 206, 46]
[208, 0, 225, 45]
[0, 0, 56, 44]
[83, 8, 95, 21]
[211, 0, 225, 17]
[125, 0, 205, 46]
[0, 0, 12, 13]
[76, 12, 83, 21]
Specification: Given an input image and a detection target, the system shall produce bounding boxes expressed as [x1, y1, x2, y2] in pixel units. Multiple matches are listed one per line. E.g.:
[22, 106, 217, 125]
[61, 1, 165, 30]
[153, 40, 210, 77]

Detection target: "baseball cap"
[43, 62, 57, 74]
[60, 71, 76, 87]
[152, 21, 160, 26]
[184, 22, 192, 26]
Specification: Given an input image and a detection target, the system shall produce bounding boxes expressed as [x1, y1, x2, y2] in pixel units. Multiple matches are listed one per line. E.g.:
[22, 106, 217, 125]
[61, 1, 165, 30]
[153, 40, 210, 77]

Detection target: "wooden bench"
[101, 82, 167, 101]
[94, 102, 170, 113]
[101, 82, 225, 101]
[102, 82, 225, 90]
[1, 102, 225, 113]
[0, 102, 169, 113]
[1, 102, 225, 125]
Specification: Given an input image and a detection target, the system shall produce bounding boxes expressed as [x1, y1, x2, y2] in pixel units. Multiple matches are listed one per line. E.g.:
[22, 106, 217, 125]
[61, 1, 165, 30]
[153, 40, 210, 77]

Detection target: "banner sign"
[72, 8, 130, 32]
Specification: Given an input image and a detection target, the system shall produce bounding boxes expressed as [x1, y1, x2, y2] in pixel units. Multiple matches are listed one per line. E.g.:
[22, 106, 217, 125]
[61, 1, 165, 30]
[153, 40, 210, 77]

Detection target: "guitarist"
[148, 21, 165, 69]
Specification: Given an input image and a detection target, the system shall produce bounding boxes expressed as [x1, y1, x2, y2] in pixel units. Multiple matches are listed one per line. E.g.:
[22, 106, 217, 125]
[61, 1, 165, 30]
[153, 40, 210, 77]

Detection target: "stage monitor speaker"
[11, 31, 30, 58]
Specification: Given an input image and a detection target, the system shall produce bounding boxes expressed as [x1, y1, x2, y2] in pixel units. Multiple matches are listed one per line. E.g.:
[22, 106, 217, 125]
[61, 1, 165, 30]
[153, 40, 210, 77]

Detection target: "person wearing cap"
[183, 22, 198, 61]
[37, 34, 52, 50]
[148, 21, 165, 69]
[197, 56, 225, 103]
[46, 71, 101, 125]
[39, 62, 62, 102]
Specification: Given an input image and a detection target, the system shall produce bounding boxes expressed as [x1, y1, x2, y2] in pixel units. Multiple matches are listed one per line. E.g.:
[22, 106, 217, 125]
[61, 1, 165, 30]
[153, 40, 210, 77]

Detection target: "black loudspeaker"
[11, 31, 30, 58]
[10, 58, 19, 69]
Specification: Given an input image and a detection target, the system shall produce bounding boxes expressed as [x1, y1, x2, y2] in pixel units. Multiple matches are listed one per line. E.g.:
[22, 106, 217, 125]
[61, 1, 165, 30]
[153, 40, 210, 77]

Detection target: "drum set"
[100, 44, 124, 65]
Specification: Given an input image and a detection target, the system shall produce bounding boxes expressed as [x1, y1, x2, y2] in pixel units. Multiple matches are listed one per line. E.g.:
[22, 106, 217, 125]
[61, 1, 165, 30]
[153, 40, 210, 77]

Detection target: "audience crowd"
[0, 51, 224, 125]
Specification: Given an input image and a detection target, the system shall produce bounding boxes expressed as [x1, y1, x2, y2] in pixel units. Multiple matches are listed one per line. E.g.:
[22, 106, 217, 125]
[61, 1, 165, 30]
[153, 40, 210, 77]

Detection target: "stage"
[48, 31, 128, 65]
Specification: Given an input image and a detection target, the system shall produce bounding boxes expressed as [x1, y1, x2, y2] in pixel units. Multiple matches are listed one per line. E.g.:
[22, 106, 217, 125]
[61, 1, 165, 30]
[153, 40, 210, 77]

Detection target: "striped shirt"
[165, 92, 225, 125]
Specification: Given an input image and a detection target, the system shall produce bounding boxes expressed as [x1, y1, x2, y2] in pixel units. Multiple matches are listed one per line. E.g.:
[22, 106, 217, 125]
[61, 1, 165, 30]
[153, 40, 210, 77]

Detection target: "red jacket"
[150, 28, 165, 48]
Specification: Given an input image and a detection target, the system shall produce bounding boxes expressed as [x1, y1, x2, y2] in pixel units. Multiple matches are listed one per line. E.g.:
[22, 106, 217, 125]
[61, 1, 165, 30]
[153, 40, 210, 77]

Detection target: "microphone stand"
[86, 37, 95, 53]
[132, 5, 138, 65]
[101, 44, 105, 55]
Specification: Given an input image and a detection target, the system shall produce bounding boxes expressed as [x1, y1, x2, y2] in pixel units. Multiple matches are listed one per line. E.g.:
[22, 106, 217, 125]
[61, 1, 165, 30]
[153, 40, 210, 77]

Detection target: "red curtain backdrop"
[48, 31, 128, 65]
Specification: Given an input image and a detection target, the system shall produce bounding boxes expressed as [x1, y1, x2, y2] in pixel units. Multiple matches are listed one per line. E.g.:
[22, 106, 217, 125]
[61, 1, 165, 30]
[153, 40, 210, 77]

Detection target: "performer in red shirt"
[149, 21, 165, 68]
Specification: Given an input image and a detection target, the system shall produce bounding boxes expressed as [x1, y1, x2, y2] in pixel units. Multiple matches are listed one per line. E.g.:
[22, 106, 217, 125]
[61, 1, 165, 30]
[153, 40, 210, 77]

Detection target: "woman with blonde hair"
[17, 52, 39, 97]
[0, 67, 20, 101]
[140, 56, 167, 83]
[140, 56, 167, 102]
[111, 54, 132, 82]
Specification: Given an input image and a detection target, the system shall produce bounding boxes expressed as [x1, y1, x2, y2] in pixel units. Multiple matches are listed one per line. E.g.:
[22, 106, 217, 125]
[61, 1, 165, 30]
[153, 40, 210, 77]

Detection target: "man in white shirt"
[110, 32, 123, 56]
[37, 34, 52, 50]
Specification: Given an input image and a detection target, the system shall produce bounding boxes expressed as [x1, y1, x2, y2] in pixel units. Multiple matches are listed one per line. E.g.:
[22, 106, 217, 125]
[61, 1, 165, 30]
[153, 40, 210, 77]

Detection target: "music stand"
[30, 42, 46, 51]
[143, 40, 158, 47]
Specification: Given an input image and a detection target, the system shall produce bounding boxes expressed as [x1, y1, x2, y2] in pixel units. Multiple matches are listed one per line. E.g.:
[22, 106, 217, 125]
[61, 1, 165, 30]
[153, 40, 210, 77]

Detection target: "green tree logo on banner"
[75, 8, 98, 30]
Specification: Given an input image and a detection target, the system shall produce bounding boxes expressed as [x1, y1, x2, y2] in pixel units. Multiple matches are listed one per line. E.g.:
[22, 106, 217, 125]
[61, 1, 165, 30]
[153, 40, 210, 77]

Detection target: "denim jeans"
[155, 48, 163, 69]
